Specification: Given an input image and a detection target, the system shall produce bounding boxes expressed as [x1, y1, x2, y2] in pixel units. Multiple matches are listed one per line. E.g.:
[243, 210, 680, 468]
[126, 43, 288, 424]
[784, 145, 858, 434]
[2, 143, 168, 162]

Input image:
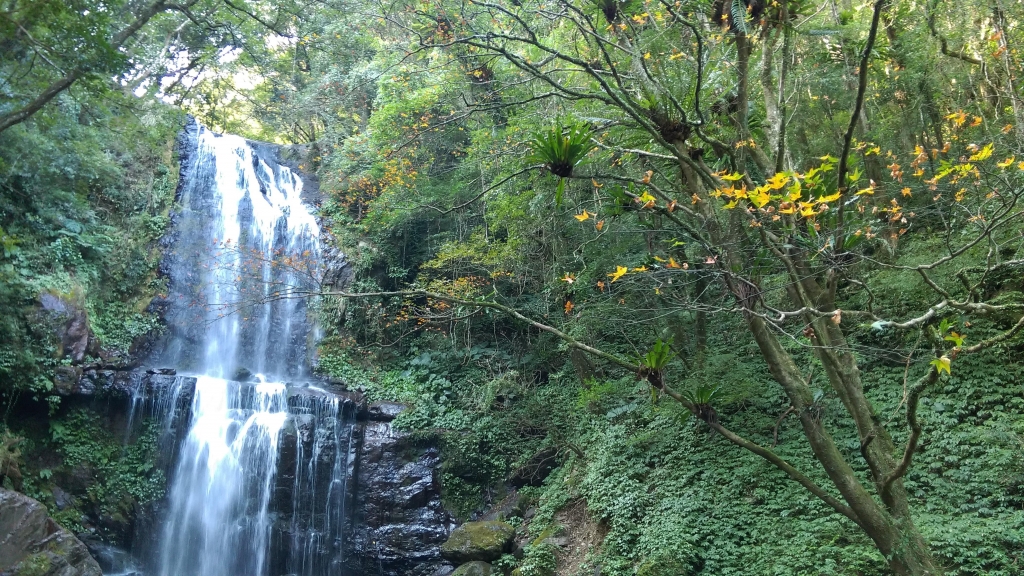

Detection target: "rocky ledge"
[0, 489, 102, 576]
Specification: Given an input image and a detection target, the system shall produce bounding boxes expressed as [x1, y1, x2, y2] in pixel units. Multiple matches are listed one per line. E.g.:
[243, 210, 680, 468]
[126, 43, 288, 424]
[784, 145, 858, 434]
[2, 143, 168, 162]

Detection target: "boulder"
[0, 488, 102, 576]
[51, 367, 82, 396]
[451, 561, 492, 576]
[366, 401, 406, 422]
[38, 293, 93, 363]
[440, 521, 515, 563]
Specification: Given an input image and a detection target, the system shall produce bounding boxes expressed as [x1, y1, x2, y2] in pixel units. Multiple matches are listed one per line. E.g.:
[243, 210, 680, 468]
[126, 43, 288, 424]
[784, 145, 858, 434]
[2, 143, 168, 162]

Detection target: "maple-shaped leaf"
[751, 188, 771, 208]
[930, 356, 951, 375]
[667, 257, 682, 269]
[595, 220, 605, 231]
[766, 172, 790, 190]
[721, 172, 744, 181]
[564, 300, 574, 314]
[574, 210, 592, 221]
[608, 266, 628, 282]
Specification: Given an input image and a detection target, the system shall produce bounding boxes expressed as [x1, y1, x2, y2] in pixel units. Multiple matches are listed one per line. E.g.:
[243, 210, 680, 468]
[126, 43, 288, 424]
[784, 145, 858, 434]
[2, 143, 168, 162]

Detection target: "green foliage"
[528, 122, 592, 206]
[528, 122, 592, 179]
[0, 90, 180, 396]
[639, 338, 674, 371]
[680, 383, 723, 406]
[89, 303, 163, 356]
[18, 408, 166, 537]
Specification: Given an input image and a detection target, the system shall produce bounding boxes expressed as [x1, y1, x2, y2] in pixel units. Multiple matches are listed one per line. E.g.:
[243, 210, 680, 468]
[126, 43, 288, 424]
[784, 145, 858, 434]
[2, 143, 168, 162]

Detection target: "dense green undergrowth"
[0, 95, 182, 403]
[320, 289, 1024, 575]
[6, 405, 165, 543]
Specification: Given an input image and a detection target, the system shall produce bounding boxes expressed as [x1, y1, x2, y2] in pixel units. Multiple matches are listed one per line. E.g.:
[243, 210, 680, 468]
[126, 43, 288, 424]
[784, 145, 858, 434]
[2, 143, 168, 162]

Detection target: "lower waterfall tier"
[55, 369, 454, 576]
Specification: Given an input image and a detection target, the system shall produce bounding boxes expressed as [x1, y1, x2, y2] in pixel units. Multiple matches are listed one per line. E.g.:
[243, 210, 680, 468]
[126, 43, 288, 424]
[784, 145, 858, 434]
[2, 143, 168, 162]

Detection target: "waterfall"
[141, 121, 353, 576]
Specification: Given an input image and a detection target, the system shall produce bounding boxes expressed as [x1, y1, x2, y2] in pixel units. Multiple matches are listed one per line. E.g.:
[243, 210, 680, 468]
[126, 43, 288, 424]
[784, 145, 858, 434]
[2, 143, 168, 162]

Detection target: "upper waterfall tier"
[158, 122, 321, 380]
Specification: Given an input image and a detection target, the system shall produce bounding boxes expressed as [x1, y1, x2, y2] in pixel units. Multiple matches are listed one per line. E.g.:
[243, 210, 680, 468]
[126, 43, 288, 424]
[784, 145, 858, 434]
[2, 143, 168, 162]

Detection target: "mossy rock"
[451, 561, 493, 576]
[441, 521, 515, 563]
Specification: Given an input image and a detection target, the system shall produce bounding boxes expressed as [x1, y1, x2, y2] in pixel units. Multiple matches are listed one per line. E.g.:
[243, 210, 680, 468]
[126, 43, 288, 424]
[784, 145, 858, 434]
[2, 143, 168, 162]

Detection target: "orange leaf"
[564, 300, 574, 314]
[595, 220, 605, 231]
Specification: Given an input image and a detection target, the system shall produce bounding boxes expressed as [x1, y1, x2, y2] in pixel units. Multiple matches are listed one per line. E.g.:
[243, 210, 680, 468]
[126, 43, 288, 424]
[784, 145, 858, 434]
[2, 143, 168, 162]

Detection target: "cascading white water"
[157, 378, 288, 576]
[147, 122, 350, 576]
[163, 125, 320, 379]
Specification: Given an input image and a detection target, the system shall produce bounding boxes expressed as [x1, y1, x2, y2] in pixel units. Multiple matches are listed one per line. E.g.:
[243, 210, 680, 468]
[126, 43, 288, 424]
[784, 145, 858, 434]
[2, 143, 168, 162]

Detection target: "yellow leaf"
[766, 173, 790, 190]
[631, 266, 648, 272]
[969, 142, 994, 162]
[591, 178, 603, 188]
[721, 172, 744, 182]
[667, 257, 681, 269]
[751, 188, 771, 208]
[574, 210, 592, 222]
[608, 266, 628, 282]
[997, 156, 1015, 168]
[818, 191, 842, 203]
[799, 203, 817, 218]
[643, 52, 651, 59]
[723, 200, 739, 210]
[901, 187, 912, 197]
[787, 182, 803, 202]
[855, 187, 875, 196]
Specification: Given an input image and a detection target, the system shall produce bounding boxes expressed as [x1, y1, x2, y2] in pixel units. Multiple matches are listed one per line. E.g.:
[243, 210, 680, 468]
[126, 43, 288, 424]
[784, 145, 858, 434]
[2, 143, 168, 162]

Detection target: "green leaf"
[930, 356, 951, 375]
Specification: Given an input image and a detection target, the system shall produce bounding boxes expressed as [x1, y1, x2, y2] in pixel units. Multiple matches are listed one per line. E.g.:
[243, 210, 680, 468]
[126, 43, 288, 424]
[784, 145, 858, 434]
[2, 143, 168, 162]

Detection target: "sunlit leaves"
[931, 356, 952, 375]
[607, 266, 628, 282]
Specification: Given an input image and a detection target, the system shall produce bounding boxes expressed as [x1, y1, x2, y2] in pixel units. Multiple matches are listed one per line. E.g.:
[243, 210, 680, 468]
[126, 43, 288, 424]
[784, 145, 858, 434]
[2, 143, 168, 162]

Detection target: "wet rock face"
[439, 521, 515, 564]
[345, 421, 455, 576]
[0, 488, 102, 576]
